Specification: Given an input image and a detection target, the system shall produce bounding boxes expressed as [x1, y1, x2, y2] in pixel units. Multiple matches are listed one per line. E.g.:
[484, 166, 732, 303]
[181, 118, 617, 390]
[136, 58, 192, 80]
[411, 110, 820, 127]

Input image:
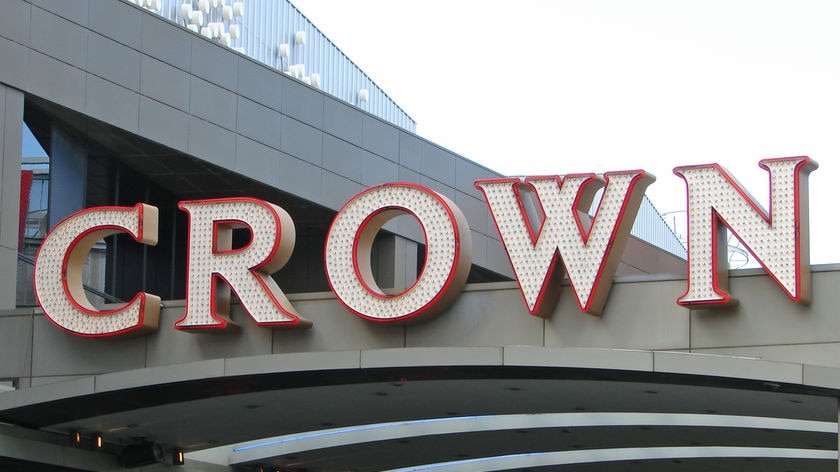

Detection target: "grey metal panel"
[804, 363, 840, 390]
[30, 316, 146, 377]
[0, 247, 16, 310]
[361, 347, 504, 368]
[187, 116, 236, 169]
[322, 134, 362, 182]
[29, 7, 87, 68]
[618, 237, 685, 276]
[138, 96, 189, 153]
[281, 78, 324, 129]
[0, 315, 32, 378]
[47, 127, 86, 228]
[0, 37, 28, 89]
[189, 76, 237, 131]
[189, 35, 238, 92]
[398, 132, 422, 172]
[234, 134, 282, 188]
[236, 96, 282, 151]
[28, 51, 86, 111]
[88, 0, 142, 47]
[98, 359, 226, 393]
[0, 375, 94, 410]
[486, 202, 501, 240]
[272, 298, 404, 354]
[225, 351, 362, 376]
[0, 0, 30, 46]
[276, 152, 322, 203]
[395, 213, 423, 242]
[380, 214, 399, 235]
[144, 305, 273, 368]
[398, 166, 421, 185]
[26, 376, 82, 387]
[504, 346, 655, 372]
[320, 170, 363, 210]
[689, 269, 840, 349]
[362, 114, 398, 162]
[420, 142, 456, 187]
[30, 0, 88, 27]
[469, 230, 489, 268]
[485, 231, 513, 277]
[140, 11, 191, 71]
[279, 117, 322, 166]
[544, 277, 689, 350]
[696, 344, 840, 371]
[237, 57, 283, 112]
[360, 150, 398, 186]
[406, 286, 544, 348]
[323, 97, 362, 146]
[140, 55, 190, 111]
[455, 191, 489, 236]
[653, 351, 803, 384]
[84, 74, 139, 133]
[456, 157, 499, 200]
[0, 86, 23, 249]
[419, 175, 456, 201]
[86, 32, 141, 91]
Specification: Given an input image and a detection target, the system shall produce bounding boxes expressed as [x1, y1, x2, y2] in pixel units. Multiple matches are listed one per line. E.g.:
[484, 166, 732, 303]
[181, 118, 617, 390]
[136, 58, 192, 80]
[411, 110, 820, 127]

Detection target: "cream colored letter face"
[324, 183, 472, 324]
[674, 157, 817, 307]
[34, 204, 161, 337]
[177, 198, 311, 331]
[476, 171, 654, 317]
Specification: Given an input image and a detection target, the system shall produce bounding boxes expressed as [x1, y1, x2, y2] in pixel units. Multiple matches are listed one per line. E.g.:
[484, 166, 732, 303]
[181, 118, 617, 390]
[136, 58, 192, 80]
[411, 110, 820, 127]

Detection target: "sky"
[290, 0, 840, 265]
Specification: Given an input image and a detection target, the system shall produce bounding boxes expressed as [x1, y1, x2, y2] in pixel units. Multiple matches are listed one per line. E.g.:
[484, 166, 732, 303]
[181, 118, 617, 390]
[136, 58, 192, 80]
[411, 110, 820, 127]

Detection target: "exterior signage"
[33, 204, 161, 336]
[673, 157, 816, 307]
[33, 158, 817, 337]
[324, 183, 472, 324]
[476, 170, 653, 317]
[176, 198, 311, 331]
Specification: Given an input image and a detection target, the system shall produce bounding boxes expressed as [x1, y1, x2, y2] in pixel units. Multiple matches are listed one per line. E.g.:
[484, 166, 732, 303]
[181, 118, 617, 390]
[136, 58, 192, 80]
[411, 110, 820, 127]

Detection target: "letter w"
[476, 171, 654, 317]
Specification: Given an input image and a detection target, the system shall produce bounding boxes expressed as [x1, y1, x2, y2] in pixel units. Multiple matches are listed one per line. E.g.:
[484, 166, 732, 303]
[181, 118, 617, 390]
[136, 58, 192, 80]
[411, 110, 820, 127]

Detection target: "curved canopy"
[0, 348, 837, 471]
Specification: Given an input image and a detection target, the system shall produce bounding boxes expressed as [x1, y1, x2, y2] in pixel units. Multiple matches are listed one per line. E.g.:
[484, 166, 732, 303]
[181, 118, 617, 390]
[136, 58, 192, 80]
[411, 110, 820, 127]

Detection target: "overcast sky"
[291, 0, 840, 265]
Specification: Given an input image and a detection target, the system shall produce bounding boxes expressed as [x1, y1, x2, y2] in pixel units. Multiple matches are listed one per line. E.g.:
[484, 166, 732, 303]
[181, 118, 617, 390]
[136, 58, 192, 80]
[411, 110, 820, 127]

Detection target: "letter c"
[33, 204, 160, 337]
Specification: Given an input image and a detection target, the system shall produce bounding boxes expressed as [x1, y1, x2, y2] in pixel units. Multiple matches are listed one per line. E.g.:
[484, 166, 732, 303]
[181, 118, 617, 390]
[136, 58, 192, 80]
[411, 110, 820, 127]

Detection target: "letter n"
[673, 157, 817, 307]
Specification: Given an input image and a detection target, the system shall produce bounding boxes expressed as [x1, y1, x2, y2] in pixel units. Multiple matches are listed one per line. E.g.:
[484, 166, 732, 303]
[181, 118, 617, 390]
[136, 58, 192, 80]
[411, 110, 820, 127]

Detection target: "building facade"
[0, 1, 838, 471]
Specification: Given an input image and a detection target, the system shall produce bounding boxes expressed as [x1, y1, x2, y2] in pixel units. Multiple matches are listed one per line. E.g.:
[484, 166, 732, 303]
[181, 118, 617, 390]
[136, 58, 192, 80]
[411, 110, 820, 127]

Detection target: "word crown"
[33, 158, 816, 337]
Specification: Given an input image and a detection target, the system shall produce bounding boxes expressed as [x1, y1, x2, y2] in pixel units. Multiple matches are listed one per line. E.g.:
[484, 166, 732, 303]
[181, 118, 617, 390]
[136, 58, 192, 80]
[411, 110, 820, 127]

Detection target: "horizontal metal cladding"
[139, 0, 416, 132]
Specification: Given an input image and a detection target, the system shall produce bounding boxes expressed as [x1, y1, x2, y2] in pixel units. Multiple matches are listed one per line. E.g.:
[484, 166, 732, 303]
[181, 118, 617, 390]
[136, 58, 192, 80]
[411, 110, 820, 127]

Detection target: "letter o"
[324, 183, 472, 323]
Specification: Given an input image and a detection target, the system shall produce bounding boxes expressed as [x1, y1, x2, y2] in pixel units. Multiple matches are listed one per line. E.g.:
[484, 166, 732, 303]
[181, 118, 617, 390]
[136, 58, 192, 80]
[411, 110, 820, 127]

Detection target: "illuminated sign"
[476, 170, 653, 317]
[324, 183, 471, 324]
[32, 158, 817, 337]
[176, 198, 311, 331]
[673, 157, 817, 307]
[34, 204, 161, 337]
